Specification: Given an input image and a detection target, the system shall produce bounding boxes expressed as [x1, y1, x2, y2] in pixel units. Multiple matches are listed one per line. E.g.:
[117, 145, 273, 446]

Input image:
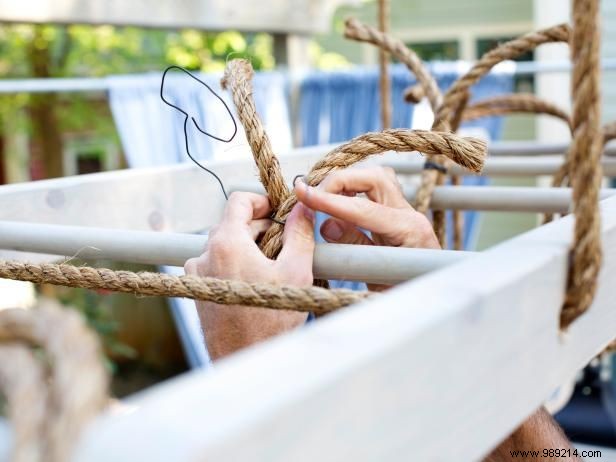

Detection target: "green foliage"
[0, 24, 275, 78]
[0, 24, 277, 154]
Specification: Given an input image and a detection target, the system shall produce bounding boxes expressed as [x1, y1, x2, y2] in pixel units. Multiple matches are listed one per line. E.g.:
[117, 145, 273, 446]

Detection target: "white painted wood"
[0, 0, 350, 34]
[72, 195, 616, 462]
[232, 182, 616, 214]
[0, 221, 472, 284]
[0, 144, 331, 234]
[385, 155, 616, 177]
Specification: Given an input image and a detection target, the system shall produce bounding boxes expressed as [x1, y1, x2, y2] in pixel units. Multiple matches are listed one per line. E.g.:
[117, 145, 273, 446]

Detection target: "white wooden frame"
[68, 194, 616, 462]
[0, 0, 351, 34]
[0, 141, 615, 460]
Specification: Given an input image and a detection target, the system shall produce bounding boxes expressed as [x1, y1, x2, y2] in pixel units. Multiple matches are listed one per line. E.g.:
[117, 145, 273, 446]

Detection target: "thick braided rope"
[258, 129, 487, 257]
[462, 94, 572, 128]
[377, 0, 392, 129]
[0, 261, 370, 315]
[0, 344, 48, 462]
[561, 0, 603, 328]
[414, 24, 572, 225]
[0, 302, 109, 462]
[344, 18, 442, 111]
[448, 91, 470, 250]
[458, 92, 574, 225]
[343, 18, 453, 245]
[220, 59, 290, 211]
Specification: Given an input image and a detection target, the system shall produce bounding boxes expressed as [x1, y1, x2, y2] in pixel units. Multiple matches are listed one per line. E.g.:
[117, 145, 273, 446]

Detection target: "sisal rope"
[0, 344, 47, 462]
[258, 128, 486, 257]
[0, 301, 108, 462]
[414, 24, 572, 242]
[0, 262, 371, 314]
[378, 0, 392, 129]
[560, 0, 603, 328]
[462, 94, 572, 128]
[344, 18, 442, 111]
[448, 91, 470, 250]
[220, 60, 290, 212]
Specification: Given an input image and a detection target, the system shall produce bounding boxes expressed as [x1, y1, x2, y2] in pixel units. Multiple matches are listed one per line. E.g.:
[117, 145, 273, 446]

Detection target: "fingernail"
[302, 203, 315, 223]
[293, 174, 305, 187]
[322, 220, 343, 240]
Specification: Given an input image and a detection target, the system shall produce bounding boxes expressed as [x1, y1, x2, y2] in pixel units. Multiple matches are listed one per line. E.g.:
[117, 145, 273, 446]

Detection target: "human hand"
[294, 166, 440, 290]
[184, 192, 315, 360]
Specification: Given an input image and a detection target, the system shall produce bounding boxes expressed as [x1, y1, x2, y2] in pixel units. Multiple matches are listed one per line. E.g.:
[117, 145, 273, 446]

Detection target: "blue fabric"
[299, 65, 415, 145]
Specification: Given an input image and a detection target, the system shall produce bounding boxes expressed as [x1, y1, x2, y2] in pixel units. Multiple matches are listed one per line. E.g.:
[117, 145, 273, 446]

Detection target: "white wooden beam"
[0, 144, 332, 234]
[72, 195, 616, 461]
[385, 155, 616, 177]
[0, 0, 350, 34]
[0, 221, 472, 284]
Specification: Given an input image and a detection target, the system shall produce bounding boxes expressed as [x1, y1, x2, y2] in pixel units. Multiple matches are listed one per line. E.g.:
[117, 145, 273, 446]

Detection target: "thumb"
[320, 218, 374, 246]
[277, 203, 316, 274]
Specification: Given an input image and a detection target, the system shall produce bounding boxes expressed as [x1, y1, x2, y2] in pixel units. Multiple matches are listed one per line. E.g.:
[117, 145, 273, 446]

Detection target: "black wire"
[160, 65, 300, 226]
[160, 65, 238, 200]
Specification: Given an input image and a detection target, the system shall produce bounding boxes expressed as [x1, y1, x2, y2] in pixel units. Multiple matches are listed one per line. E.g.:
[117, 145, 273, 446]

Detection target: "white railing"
[0, 140, 614, 460]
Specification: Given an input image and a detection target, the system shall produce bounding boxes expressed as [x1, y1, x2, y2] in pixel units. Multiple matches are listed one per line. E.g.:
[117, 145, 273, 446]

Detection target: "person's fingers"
[277, 203, 315, 278]
[295, 178, 408, 236]
[320, 218, 374, 246]
[184, 256, 201, 276]
[223, 192, 272, 225]
[316, 167, 409, 208]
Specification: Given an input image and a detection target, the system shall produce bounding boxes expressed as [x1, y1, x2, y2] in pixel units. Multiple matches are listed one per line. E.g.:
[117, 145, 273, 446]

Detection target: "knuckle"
[184, 258, 198, 275]
[382, 166, 397, 180]
[227, 191, 244, 203]
[207, 234, 235, 258]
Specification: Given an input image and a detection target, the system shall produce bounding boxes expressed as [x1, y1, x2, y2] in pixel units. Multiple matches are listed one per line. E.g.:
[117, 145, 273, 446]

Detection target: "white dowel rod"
[230, 183, 616, 214]
[385, 156, 616, 177]
[0, 221, 472, 284]
[489, 140, 616, 156]
[407, 186, 616, 213]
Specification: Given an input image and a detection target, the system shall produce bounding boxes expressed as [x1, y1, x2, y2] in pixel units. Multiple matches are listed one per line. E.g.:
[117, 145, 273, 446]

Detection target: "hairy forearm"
[198, 303, 308, 360]
[484, 407, 581, 462]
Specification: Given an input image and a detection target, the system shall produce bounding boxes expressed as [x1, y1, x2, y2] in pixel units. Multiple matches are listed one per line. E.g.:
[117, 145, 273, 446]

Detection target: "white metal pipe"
[0, 77, 110, 94]
[385, 156, 616, 177]
[405, 186, 616, 213]
[0, 221, 472, 284]
[1, 59, 616, 94]
[230, 183, 616, 214]
[488, 140, 616, 157]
